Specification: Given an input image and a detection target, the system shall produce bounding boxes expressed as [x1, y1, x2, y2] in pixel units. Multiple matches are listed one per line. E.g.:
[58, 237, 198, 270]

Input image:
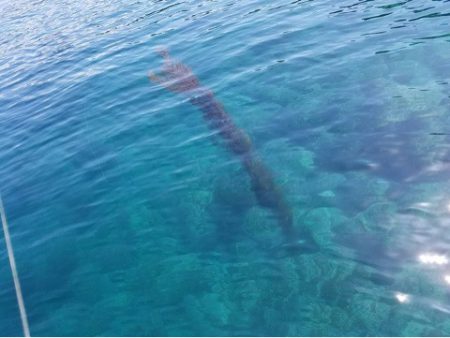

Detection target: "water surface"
[1, 0, 450, 335]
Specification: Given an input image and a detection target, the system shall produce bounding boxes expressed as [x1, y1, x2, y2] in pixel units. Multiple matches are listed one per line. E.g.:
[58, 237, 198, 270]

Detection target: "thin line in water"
[0, 194, 31, 337]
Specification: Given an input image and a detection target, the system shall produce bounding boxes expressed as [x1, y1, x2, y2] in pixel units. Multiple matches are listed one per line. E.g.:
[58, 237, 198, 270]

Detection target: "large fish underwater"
[148, 48, 318, 253]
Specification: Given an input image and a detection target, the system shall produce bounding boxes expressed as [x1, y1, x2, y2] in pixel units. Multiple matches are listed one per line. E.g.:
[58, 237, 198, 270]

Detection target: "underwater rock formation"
[148, 48, 315, 250]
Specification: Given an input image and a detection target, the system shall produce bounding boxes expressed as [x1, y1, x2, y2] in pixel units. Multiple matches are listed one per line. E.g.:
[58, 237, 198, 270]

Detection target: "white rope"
[0, 194, 30, 337]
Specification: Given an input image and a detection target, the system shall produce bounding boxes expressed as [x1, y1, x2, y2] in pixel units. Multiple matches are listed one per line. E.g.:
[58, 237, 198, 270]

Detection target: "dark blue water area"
[1, 0, 450, 335]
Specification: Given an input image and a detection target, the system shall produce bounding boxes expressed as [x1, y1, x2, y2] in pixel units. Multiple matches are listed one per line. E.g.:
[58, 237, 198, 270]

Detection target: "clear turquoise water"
[1, 0, 450, 335]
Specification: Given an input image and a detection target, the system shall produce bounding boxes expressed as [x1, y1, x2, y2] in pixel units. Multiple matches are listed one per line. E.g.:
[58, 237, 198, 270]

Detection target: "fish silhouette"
[149, 47, 318, 253]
